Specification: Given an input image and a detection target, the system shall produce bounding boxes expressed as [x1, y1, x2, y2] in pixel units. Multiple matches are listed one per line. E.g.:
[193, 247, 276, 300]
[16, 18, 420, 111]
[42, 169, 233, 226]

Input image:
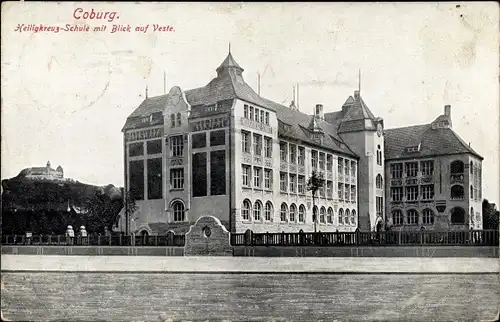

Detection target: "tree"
[84, 190, 123, 234]
[483, 199, 499, 230]
[307, 169, 325, 233]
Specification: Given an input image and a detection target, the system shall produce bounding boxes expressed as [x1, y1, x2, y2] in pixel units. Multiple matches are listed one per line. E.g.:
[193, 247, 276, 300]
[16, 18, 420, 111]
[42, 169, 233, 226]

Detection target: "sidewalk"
[1, 255, 498, 273]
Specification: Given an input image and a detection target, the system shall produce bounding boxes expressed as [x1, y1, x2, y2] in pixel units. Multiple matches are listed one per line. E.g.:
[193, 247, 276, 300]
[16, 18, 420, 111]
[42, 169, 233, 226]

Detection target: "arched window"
[242, 199, 251, 221]
[319, 207, 326, 224]
[351, 210, 356, 224]
[450, 160, 464, 174]
[280, 203, 288, 222]
[470, 185, 473, 199]
[313, 206, 318, 223]
[470, 207, 474, 224]
[422, 209, 434, 224]
[253, 200, 262, 221]
[470, 161, 473, 174]
[407, 209, 419, 225]
[289, 204, 297, 222]
[172, 201, 185, 222]
[338, 208, 344, 224]
[376, 174, 383, 189]
[176, 113, 181, 127]
[265, 202, 273, 221]
[451, 185, 464, 200]
[170, 114, 175, 128]
[392, 210, 403, 226]
[451, 207, 465, 224]
[345, 209, 350, 225]
[140, 230, 149, 236]
[327, 207, 333, 224]
[298, 205, 306, 223]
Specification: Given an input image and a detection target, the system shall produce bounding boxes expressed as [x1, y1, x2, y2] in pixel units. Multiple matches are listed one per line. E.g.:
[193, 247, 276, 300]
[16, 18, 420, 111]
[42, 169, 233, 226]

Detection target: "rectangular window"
[129, 160, 144, 200]
[253, 134, 262, 155]
[147, 140, 162, 155]
[298, 176, 305, 194]
[260, 110, 265, 123]
[311, 150, 318, 169]
[210, 130, 226, 146]
[192, 132, 206, 149]
[319, 185, 325, 198]
[289, 174, 297, 193]
[405, 162, 418, 177]
[421, 184, 434, 200]
[344, 184, 350, 201]
[421, 160, 434, 176]
[280, 142, 288, 162]
[326, 181, 333, 198]
[170, 114, 176, 128]
[255, 108, 260, 122]
[129, 142, 144, 157]
[264, 169, 272, 189]
[326, 155, 333, 171]
[244, 104, 249, 119]
[253, 167, 262, 188]
[264, 137, 273, 158]
[210, 150, 226, 195]
[319, 153, 325, 170]
[170, 168, 184, 190]
[241, 131, 250, 153]
[376, 196, 383, 217]
[171, 136, 184, 157]
[391, 187, 403, 201]
[351, 185, 356, 202]
[391, 163, 403, 178]
[249, 106, 254, 120]
[147, 158, 162, 200]
[280, 172, 287, 192]
[344, 160, 350, 176]
[351, 161, 356, 177]
[406, 186, 418, 201]
[192, 152, 207, 197]
[298, 147, 305, 166]
[242, 165, 251, 187]
[338, 157, 344, 175]
[265, 112, 269, 125]
[289, 144, 297, 164]
[338, 183, 343, 200]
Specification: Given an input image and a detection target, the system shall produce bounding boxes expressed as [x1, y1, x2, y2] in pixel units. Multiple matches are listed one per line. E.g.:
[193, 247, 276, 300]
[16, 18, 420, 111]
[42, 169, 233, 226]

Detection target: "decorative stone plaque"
[184, 216, 232, 256]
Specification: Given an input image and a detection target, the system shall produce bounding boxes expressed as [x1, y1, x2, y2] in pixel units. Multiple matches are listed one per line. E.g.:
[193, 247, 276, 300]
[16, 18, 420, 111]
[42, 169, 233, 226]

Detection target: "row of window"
[390, 160, 434, 178]
[392, 209, 435, 225]
[391, 185, 435, 201]
[242, 131, 273, 157]
[242, 166, 274, 189]
[129, 140, 162, 157]
[243, 104, 270, 125]
[171, 130, 226, 157]
[241, 200, 357, 225]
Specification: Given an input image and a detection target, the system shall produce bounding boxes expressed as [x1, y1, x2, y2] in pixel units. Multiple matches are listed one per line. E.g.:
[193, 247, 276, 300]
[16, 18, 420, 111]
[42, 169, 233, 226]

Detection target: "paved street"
[1, 271, 499, 321]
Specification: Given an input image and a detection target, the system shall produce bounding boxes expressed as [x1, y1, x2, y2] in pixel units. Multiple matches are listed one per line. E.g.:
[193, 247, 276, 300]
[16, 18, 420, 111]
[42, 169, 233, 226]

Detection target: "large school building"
[115, 50, 483, 235]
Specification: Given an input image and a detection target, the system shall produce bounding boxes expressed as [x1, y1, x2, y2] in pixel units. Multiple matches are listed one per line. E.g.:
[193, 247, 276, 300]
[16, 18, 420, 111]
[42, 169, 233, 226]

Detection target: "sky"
[1, 2, 499, 204]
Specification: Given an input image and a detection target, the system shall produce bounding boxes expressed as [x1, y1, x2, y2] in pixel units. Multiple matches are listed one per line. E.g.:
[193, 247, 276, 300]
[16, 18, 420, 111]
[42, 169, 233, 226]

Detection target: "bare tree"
[307, 169, 325, 233]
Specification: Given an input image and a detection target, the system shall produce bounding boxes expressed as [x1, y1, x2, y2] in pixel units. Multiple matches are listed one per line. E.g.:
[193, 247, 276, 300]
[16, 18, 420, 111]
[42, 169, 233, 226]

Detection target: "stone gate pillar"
[184, 216, 233, 256]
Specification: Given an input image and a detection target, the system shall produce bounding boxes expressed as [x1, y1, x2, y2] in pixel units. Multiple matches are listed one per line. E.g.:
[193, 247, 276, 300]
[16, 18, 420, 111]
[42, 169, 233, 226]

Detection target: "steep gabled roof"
[384, 123, 483, 160]
[338, 91, 377, 133]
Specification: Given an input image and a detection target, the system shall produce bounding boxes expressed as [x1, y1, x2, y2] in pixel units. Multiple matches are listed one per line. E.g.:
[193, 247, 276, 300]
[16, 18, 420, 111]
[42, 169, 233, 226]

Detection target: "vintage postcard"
[1, 2, 499, 321]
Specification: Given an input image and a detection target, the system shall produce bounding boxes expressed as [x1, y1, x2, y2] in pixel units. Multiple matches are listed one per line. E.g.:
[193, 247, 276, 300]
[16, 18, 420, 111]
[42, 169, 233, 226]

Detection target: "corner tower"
[337, 90, 385, 231]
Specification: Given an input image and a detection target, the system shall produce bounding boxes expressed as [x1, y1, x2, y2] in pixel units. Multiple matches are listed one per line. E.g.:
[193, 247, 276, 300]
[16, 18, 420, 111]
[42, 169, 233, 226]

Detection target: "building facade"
[384, 105, 483, 231]
[16, 161, 64, 181]
[116, 51, 482, 235]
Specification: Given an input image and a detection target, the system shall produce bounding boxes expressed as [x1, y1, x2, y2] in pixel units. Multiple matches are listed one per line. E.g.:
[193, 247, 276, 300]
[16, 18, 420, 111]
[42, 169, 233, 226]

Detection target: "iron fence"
[1, 234, 185, 247]
[230, 229, 499, 247]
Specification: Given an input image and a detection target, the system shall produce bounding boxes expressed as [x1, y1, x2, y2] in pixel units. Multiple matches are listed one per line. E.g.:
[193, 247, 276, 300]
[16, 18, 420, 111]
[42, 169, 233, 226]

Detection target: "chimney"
[444, 105, 451, 117]
[315, 104, 324, 120]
